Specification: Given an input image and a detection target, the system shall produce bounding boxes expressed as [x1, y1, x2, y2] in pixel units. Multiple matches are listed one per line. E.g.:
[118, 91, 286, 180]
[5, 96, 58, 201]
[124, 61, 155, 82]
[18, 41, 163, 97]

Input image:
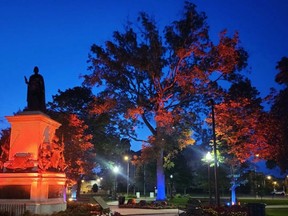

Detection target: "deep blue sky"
[1, 0, 288, 154]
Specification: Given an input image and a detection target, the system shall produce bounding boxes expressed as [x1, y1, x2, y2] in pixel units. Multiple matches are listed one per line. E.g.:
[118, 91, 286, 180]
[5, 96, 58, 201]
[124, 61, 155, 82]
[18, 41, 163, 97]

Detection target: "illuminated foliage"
[208, 79, 270, 163]
[50, 112, 94, 182]
[84, 1, 248, 200]
[47, 87, 95, 184]
[0, 128, 10, 169]
[212, 99, 268, 162]
[47, 86, 130, 193]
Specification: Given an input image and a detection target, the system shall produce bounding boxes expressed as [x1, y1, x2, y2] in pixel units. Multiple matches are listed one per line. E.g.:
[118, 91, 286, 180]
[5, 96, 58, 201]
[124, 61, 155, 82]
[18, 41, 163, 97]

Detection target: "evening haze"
[1, 1, 288, 154]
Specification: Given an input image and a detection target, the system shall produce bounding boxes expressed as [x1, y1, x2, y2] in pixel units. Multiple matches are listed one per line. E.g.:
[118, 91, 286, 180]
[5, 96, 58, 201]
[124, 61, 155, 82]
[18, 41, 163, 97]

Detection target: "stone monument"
[0, 67, 67, 215]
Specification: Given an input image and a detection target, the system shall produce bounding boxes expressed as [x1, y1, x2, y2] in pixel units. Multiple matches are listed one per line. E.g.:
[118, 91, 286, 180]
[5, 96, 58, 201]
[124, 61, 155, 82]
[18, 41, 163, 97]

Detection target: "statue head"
[33, 66, 39, 74]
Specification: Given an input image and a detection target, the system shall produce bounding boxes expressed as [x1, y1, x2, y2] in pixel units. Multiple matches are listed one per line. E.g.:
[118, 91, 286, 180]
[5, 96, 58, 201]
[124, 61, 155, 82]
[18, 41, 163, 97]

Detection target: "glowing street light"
[96, 177, 103, 184]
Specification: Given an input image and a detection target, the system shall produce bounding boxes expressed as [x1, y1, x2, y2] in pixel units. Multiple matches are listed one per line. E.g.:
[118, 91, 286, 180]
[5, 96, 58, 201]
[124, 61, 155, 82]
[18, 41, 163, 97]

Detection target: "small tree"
[47, 89, 96, 198]
[92, 183, 99, 193]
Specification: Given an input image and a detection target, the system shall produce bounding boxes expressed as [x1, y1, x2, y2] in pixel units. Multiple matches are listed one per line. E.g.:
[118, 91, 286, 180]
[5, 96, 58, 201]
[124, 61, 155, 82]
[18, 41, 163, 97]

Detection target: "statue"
[38, 137, 66, 172]
[25, 66, 46, 112]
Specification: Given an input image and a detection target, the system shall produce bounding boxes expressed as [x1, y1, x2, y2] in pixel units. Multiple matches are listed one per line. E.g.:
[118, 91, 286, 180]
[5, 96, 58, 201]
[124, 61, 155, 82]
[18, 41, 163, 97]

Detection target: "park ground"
[76, 193, 288, 216]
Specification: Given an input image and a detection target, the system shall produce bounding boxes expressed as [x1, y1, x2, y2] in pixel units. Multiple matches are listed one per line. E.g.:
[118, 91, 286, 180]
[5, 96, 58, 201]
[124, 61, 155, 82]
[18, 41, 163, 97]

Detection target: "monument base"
[0, 172, 66, 215]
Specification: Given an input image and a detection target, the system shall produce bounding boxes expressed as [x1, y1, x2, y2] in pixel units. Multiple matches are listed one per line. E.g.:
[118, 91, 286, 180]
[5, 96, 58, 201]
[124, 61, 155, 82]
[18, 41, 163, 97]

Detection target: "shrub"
[203, 205, 248, 216]
[92, 184, 98, 193]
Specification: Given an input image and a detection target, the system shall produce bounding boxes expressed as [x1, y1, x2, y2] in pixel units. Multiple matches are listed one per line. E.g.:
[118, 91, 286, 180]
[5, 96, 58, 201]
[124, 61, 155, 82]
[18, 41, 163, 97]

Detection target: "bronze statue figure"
[24, 66, 46, 112]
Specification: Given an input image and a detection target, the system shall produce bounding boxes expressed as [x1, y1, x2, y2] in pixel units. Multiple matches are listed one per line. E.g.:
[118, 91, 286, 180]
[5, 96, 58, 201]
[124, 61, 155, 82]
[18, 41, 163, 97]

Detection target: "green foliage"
[92, 183, 98, 193]
[166, 152, 194, 194]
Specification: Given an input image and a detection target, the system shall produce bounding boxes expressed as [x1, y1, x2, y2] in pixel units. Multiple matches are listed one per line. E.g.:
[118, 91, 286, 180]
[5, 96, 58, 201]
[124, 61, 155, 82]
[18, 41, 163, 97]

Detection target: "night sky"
[1, 0, 288, 160]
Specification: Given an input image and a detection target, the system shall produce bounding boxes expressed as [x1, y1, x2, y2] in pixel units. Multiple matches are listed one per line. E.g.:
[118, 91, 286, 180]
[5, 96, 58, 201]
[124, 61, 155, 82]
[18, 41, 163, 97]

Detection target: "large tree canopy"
[83, 1, 248, 200]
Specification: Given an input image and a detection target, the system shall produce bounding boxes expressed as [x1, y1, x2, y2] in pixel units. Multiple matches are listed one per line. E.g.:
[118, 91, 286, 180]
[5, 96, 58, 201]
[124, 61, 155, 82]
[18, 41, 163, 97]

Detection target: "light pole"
[113, 166, 119, 200]
[170, 174, 174, 198]
[124, 156, 130, 197]
[211, 99, 220, 207]
[205, 152, 213, 205]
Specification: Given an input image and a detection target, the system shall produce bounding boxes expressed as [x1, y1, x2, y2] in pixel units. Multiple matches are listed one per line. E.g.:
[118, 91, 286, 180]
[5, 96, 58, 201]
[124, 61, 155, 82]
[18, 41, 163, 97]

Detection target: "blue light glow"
[156, 171, 166, 200]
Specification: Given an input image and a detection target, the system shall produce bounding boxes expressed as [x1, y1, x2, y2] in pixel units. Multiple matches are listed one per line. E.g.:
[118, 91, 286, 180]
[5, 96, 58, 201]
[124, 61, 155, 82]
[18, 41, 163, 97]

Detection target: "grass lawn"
[238, 198, 288, 206]
[168, 196, 288, 215]
[266, 208, 288, 216]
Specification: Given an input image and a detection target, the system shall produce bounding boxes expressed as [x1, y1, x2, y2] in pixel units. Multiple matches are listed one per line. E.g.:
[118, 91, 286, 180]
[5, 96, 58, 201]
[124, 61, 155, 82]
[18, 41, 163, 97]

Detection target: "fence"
[0, 203, 26, 216]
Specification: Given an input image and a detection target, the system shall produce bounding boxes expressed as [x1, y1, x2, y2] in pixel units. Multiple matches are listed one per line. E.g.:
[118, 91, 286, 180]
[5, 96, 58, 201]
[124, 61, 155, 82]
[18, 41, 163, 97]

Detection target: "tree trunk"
[76, 178, 82, 199]
[156, 147, 166, 200]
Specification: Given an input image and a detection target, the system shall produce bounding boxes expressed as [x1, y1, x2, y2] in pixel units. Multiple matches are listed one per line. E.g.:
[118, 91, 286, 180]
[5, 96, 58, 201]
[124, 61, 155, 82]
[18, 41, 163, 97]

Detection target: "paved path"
[107, 200, 183, 216]
[106, 200, 288, 215]
[265, 205, 288, 208]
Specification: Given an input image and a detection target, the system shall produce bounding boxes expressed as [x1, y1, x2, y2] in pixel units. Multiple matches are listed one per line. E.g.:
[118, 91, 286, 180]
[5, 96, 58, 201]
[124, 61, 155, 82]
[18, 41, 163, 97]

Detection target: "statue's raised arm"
[25, 66, 46, 112]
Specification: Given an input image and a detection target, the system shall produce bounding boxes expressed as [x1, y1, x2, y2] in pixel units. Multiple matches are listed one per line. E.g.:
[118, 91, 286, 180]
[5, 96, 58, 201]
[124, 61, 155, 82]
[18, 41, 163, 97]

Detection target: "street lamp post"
[170, 175, 174, 198]
[211, 99, 220, 207]
[205, 152, 213, 205]
[113, 166, 119, 200]
[124, 156, 130, 197]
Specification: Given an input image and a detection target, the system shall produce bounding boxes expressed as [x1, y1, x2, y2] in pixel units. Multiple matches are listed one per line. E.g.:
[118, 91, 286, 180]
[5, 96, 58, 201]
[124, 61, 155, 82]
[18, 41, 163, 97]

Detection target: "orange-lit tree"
[210, 79, 270, 163]
[47, 86, 130, 176]
[83, 2, 248, 200]
[47, 86, 131, 195]
[47, 88, 96, 197]
[206, 79, 272, 204]
[48, 111, 94, 197]
[47, 86, 125, 163]
[0, 128, 10, 171]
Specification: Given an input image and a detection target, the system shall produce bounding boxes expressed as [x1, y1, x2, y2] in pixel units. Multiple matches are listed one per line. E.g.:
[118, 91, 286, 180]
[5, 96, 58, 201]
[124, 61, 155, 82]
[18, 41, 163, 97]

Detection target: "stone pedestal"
[6, 111, 61, 163]
[0, 173, 66, 214]
[0, 111, 67, 215]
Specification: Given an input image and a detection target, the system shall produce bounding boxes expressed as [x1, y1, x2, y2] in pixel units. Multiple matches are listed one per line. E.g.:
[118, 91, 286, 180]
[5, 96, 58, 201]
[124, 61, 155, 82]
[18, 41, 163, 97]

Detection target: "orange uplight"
[6, 112, 61, 162]
[1, 112, 66, 215]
